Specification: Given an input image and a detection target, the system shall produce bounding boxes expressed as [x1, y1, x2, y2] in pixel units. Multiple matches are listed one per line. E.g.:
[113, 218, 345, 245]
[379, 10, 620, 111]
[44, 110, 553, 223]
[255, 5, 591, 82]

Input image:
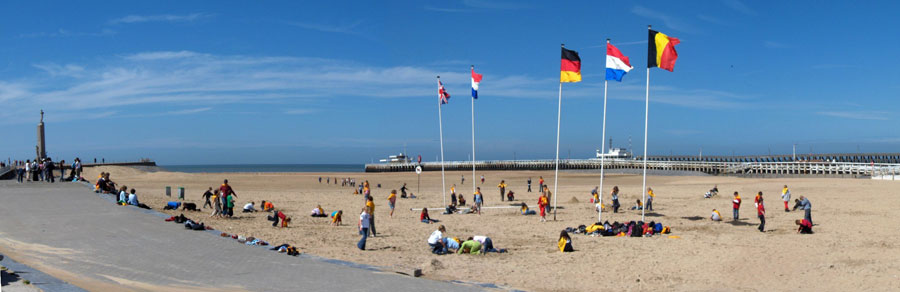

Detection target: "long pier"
[365, 154, 900, 178]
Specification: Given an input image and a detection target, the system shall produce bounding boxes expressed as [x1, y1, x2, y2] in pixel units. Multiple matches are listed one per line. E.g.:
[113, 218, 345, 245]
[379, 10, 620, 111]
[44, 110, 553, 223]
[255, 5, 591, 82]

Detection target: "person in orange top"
[365, 196, 376, 236]
[497, 180, 507, 202]
[538, 192, 549, 222]
[646, 188, 655, 211]
[261, 200, 275, 212]
[538, 176, 545, 194]
[387, 190, 397, 217]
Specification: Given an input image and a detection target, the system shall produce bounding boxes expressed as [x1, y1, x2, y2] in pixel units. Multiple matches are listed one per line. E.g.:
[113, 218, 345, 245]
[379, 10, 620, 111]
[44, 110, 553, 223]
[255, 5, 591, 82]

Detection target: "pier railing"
[365, 159, 900, 178]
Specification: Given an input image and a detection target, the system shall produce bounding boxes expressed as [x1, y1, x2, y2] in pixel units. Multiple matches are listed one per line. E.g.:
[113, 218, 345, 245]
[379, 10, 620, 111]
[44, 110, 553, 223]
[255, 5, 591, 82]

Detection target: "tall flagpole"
[599, 40, 610, 222]
[553, 45, 564, 221]
[437, 76, 447, 207]
[641, 26, 651, 222]
[471, 66, 477, 199]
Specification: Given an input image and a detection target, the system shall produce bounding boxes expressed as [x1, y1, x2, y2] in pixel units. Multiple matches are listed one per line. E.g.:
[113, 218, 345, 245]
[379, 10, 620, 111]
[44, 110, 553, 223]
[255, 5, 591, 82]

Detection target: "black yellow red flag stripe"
[648, 29, 680, 72]
[560, 47, 582, 83]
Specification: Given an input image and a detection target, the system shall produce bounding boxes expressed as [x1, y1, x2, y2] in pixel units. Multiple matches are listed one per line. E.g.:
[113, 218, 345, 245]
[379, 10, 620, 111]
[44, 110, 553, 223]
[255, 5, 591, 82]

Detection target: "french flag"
[471, 66, 483, 99]
[605, 42, 633, 82]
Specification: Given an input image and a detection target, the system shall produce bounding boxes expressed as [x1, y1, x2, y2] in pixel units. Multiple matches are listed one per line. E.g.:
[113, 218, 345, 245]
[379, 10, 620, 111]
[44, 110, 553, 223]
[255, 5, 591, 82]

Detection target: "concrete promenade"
[0, 181, 480, 291]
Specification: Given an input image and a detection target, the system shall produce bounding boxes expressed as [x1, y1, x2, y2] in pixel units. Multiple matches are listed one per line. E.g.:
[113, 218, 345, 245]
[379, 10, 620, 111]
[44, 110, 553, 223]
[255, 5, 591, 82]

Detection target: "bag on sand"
[654, 223, 663, 233]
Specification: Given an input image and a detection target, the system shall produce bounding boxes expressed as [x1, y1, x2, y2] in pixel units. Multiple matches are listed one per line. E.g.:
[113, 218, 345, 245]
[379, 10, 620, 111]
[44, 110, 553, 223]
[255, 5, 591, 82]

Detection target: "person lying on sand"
[521, 203, 536, 215]
[458, 237, 482, 255]
[472, 235, 505, 253]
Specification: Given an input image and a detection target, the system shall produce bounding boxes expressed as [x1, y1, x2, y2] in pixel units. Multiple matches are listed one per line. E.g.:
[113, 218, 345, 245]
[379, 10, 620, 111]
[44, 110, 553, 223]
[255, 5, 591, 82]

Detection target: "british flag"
[438, 80, 450, 104]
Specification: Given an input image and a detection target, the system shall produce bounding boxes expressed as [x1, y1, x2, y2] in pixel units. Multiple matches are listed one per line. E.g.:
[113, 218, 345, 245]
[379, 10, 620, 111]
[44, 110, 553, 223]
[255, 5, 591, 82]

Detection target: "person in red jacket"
[757, 194, 766, 232]
[796, 219, 813, 234]
[732, 192, 742, 220]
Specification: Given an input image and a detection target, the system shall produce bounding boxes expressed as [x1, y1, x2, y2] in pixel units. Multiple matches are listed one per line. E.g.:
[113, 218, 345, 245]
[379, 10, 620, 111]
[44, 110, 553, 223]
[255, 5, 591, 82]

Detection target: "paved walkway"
[0, 181, 481, 291]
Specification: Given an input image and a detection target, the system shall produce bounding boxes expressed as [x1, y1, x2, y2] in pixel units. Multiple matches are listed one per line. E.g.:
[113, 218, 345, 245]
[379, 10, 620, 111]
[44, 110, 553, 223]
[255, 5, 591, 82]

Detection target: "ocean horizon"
[160, 164, 364, 173]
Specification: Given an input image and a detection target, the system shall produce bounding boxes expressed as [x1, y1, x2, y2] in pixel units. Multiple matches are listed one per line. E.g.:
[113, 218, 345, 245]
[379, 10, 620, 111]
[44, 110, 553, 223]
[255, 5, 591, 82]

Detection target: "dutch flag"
[605, 42, 633, 82]
[471, 66, 483, 99]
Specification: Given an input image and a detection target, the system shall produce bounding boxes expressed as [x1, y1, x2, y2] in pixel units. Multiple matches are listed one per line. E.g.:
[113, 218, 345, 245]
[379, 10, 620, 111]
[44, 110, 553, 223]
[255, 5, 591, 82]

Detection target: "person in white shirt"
[710, 209, 722, 221]
[357, 208, 371, 250]
[243, 202, 256, 213]
[472, 235, 504, 253]
[428, 225, 446, 254]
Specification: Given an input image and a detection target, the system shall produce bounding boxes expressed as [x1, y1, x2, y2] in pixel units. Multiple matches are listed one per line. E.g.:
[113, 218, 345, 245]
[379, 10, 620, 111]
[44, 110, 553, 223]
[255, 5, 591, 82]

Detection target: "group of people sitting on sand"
[426, 225, 506, 255]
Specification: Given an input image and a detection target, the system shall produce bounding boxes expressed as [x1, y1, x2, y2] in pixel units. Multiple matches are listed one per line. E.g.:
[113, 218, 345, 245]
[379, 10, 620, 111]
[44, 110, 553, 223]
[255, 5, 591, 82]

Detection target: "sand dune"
[83, 167, 900, 291]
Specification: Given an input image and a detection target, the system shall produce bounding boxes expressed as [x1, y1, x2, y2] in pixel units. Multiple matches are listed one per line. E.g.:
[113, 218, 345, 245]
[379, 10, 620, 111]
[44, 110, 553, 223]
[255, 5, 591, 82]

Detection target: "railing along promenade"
[365, 158, 900, 178]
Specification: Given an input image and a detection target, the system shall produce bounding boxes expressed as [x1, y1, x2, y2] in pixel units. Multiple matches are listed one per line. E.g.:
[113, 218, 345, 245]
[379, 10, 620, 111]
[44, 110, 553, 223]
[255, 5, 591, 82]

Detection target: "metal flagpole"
[437, 76, 447, 207]
[471, 66, 477, 199]
[599, 40, 610, 222]
[553, 80, 562, 221]
[641, 26, 652, 222]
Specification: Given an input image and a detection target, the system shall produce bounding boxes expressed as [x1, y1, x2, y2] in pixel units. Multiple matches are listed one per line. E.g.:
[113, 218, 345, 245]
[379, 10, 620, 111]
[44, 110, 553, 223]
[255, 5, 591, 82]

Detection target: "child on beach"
[262, 200, 274, 212]
[538, 177, 545, 194]
[268, 209, 291, 228]
[311, 205, 326, 217]
[474, 187, 483, 215]
[538, 192, 549, 222]
[521, 203, 536, 215]
[781, 185, 791, 212]
[366, 196, 376, 236]
[358, 207, 370, 250]
[480, 175, 485, 184]
[458, 237, 482, 255]
[331, 210, 343, 226]
[420, 208, 438, 223]
[451, 187, 458, 207]
[202, 187, 213, 209]
[400, 183, 408, 198]
[732, 192, 742, 220]
[210, 190, 221, 218]
[457, 193, 466, 206]
[243, 202, 257, 213]
[710, 209, 722, 221]
[427, 225, 446, 254]
[497, 180, 507, 202]
[796, 219, 813, 234]
[631, 199, 643, 210]
[388, 190, 397, 217]
[558, 231, 574, 252]
[646, 188, 655, 211]
[611, 186, 620, 213]
[757, 193, 766, 232]
[591, 186, 599, 203]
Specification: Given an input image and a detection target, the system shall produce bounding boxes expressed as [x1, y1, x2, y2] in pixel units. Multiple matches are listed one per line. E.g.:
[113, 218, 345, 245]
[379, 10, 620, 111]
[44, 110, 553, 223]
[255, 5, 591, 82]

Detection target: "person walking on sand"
[388, 190, 397, 217]
[497, 180, 507, 202]
[219, 179, 237, 199]
[757, 192, 766, 232]
[400, 183, 409, 198]
[781, 185, 791, 212]
[210, 190, 222, 218]
[611, 186, 620, 213]
[793, 195, 813, 225]
[646, 187, 655, 211]
[366, 196, 377, 236]
[538, 191, 549, 222]
[357, 207, 370, 250]
[527, 177, 532, 192]
[202, 187, 214, 209]
[480, 175, 485, 184]
[732, 192, 742, 220]
[461, 175, 465, 185]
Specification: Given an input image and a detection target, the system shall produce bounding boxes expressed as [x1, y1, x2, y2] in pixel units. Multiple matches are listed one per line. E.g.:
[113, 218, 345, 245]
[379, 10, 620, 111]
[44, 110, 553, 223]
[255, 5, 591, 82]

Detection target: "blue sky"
[1, 0, 898, 164]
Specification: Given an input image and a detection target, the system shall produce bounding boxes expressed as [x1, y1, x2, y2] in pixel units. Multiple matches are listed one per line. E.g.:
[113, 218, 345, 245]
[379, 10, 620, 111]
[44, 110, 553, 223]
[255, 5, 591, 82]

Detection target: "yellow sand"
[84, 166, 900, 291]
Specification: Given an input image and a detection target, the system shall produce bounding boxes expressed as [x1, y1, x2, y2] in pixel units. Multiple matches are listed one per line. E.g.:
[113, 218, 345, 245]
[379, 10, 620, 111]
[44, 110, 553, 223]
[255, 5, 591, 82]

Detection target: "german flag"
[648, 29, 680, 72]
[560, 47, 582, 83]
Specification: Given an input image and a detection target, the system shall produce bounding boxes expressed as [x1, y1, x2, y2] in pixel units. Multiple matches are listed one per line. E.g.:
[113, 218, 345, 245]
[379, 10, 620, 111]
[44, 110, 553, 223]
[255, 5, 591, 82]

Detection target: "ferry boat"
[595, 147, 633, 159]
[379, 153, 413, 164]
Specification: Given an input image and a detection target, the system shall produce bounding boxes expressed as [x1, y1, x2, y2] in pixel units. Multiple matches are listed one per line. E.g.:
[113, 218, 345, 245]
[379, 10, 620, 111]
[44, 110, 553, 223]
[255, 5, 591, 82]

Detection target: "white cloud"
[109, 13, 212, 24]
[19, 28, 116, 38]
[285, 20, 363, 34]
[817, 111, 889, 121]
[632, 6, 698, 33]
[0, 51, 751, 124]
[284, 109, 318, 115]
[723, 0, 756, 15]
[763, 41, 789, 48]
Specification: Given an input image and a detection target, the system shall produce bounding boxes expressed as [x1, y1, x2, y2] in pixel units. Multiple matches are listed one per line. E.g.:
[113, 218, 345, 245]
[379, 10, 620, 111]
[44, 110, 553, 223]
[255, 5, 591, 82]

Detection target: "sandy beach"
[84, 166, 900, 291]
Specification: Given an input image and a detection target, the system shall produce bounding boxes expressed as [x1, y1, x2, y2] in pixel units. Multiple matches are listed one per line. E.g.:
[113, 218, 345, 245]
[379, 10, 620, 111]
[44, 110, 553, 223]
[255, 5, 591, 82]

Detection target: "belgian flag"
[560, 47, 582, 83]
[648, 29, 680, 72]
